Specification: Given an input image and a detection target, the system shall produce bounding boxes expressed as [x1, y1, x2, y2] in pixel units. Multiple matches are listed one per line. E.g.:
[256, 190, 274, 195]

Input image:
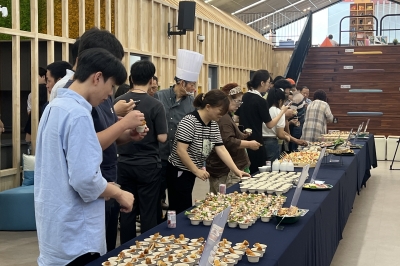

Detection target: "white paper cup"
[136, 125, 146, 133]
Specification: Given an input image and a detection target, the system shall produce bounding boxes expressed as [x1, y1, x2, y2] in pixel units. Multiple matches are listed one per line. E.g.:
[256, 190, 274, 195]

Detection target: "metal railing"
[380, 14, 400, 40]
[284, 12, 312, 82]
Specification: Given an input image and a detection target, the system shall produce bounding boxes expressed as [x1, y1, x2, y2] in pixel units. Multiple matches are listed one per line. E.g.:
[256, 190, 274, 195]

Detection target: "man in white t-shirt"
[49, 39, 80, 102]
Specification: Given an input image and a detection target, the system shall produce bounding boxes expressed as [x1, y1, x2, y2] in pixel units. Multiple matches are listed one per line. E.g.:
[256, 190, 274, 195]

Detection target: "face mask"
[187, 92, 195, 96]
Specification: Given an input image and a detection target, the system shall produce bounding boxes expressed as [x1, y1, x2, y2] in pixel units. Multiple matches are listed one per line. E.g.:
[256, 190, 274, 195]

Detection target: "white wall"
[328, 2, 351, 45]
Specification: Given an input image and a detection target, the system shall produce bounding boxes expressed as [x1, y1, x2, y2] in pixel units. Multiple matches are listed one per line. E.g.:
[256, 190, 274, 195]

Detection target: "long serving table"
[88, 135, 377, 266]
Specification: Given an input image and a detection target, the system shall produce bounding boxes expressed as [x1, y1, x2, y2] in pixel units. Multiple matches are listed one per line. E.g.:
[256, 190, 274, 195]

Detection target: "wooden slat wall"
[297, 46, 400, 137]
[118, 0, 273, 91]
[0, 0, 274, 191]
[271, 48, 294, 78]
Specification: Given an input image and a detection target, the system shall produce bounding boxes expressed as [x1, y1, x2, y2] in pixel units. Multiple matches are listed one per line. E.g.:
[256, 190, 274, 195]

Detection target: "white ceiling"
[206, 0, 342, 34]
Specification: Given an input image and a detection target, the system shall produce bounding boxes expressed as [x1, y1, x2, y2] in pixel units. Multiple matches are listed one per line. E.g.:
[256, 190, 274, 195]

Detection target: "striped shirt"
[168, 110, 223, 171]
[302, 100, 334, 142]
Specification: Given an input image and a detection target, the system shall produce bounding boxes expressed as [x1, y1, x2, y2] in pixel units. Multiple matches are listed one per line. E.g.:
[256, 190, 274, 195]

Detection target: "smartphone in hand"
[132, 100, 140, 109]
[285, 100, 293, 107]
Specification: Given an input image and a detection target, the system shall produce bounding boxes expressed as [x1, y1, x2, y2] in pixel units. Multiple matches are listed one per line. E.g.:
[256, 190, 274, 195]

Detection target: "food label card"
[310, 147, 327, 184]
[353, 124, 362, 144]
[290, 164, 310, 207]
[199, 206, 231, 266]
[346, 128, 353, 144]
[364, 119, 370, 133]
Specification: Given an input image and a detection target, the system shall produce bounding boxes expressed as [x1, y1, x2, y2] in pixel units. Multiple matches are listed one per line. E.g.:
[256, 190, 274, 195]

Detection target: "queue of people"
[31, 27, 334, 266]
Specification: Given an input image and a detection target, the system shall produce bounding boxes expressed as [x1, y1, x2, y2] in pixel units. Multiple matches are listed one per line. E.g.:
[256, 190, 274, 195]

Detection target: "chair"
[0, 185, 36, 230]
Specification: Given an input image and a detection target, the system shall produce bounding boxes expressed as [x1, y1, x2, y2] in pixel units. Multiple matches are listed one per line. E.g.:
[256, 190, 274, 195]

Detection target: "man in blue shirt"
[35, 48, 135, 266]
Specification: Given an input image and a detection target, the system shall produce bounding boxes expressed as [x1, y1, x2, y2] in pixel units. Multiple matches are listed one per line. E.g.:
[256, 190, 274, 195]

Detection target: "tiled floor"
[0, 161, 399, 265]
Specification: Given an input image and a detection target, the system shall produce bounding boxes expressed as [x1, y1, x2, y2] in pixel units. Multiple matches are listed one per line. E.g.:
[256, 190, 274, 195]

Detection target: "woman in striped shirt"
[167, 90, 250, 214]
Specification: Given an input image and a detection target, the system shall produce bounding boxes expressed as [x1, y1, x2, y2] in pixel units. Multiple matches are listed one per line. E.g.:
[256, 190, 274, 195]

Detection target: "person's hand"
[195, 169, 210, 181]
[114, 99, 135, 117]
[284, 108, 295, 118]
[243, 129, 253, 139]
[296, 139, 308, 146]
[281, 104, 290, 113]
[120, 110, 145, 130]
[129, 127, 149, 141]
[115, 190, 134, 213]
[248, 140, 262, 150]
[104, 182, 120, 200]
[233, 169, 251, 179]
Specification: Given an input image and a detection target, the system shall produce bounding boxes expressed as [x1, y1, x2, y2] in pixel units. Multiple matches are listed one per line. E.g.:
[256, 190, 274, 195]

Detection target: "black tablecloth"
[88, 135, 377, 266]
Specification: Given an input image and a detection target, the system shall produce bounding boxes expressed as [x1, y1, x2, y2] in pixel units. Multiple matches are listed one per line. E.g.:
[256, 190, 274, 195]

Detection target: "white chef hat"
[176, 49, 204, 82]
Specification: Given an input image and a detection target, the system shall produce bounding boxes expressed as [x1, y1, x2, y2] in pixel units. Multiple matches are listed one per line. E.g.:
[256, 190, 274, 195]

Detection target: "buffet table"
[88, 135, 377, 266]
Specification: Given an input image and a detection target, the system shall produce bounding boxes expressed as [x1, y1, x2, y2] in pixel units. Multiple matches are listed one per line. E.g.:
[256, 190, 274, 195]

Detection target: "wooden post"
[115, 0, 127, 47]
[11, 0, 21, 186]
[79, 0, 86, 36]
[94, 0, 101, 28]
[105, 0, 112, 32]
[127, 0, 134, 49]
[30, 0, 39, 155]
[62, 0, 69, 62]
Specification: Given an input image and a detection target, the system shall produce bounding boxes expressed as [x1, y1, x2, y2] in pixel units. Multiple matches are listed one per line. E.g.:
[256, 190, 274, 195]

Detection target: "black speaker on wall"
[178, 1, 196, 31]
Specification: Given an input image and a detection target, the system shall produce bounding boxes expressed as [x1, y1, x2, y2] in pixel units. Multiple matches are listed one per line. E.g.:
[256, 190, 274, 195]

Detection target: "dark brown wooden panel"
[327, 116, 399, 136]
[327, 93, 399, 104]
[307, 46, 400, 55]
[297, 82, 400, 91]
[298, 45, 400, 136]
[302, 63, 400, 72]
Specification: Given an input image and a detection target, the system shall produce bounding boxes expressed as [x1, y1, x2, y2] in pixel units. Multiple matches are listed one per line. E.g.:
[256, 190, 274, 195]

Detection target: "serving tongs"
[276, 215, 286, 230]
[279, 151, 288, 160]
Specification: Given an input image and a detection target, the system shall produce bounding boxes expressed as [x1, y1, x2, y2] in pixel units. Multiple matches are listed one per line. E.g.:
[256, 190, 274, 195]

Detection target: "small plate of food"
[303, 183, 333, 190]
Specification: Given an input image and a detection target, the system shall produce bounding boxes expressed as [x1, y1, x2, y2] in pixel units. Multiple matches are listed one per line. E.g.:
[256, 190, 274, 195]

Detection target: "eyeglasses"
[233, 99, 243, 105]
[185, 81, 197, 87]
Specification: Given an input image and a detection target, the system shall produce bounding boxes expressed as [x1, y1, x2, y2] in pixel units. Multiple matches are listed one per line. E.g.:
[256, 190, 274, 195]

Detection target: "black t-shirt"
[236, 92, 272, 174]
[235, 92, 272, 143]
[91, 97, 118, 182]
[115, 92, 168, 166]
